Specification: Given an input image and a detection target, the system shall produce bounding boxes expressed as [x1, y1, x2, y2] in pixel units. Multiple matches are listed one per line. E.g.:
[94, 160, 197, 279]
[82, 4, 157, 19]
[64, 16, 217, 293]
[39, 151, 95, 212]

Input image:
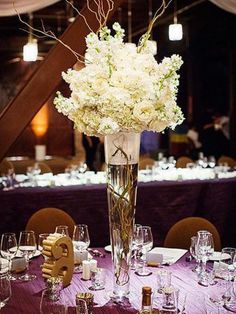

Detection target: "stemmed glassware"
[0, 273, 11, 309]
[72, 224, 90, 252]
[78, 162, 87, 174]
[135, 226, 153, 276]
[0, 233, 17, 280]
[55, 226, 69, 237]
[131, 224, 143, 270]
[196, 230, 214, 286]
[189, 236, 201, 273]
[40, 289, 67, 314]
[18, 230, 37, 281]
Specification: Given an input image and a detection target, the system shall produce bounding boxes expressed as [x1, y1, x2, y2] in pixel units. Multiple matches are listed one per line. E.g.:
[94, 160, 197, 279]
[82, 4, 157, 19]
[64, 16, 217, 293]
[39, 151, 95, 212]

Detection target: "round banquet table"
[1, 249, 232, 314]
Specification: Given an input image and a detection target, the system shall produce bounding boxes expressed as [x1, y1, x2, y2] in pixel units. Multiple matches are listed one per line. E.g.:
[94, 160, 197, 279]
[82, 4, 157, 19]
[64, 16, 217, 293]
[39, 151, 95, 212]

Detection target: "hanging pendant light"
[23, 13, 38, 62]
[168, 0, 183, 41]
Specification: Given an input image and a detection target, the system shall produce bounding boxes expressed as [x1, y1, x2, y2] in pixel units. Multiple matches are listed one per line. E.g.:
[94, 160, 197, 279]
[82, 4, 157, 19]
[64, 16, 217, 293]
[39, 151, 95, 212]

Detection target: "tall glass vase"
[104, 132, 140, 298]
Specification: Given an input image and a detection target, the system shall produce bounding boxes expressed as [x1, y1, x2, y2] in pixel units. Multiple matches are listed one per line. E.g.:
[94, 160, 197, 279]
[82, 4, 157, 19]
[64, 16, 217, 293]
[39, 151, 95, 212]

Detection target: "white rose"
[98, 117, 120, 135]
[133, 102, 155, 123]
[149, 119, 168, 132]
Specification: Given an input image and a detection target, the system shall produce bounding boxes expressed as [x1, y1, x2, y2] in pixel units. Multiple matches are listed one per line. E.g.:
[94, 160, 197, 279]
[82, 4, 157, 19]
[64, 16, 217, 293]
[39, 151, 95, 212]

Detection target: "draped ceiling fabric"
[209, 0, 236, 14]
[0, 0, 60, 16]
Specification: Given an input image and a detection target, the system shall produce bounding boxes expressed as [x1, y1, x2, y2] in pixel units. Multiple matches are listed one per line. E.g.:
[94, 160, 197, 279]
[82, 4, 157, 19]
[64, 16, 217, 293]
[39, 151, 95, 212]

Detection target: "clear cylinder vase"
[104, 132, 140, 298]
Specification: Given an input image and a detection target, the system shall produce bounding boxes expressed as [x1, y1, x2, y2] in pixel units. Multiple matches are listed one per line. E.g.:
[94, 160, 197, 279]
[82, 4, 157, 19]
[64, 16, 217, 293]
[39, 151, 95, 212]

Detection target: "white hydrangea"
[54, 23, 184, 136]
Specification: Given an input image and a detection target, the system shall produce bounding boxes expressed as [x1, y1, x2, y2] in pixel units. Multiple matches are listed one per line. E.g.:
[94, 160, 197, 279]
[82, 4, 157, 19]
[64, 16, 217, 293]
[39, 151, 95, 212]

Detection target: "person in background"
[82, 134, 100, 171]
[200, 113, 229, 159]
[186, 123, 202, 160]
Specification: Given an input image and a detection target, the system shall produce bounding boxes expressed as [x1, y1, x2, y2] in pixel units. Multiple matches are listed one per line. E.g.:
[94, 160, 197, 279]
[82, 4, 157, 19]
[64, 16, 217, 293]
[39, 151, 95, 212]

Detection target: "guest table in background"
[0, 178, 235, 247]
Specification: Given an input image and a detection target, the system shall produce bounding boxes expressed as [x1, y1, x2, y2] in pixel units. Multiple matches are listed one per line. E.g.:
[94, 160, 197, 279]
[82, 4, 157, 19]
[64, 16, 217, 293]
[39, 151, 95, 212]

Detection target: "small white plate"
[16, 250, 41, 259]
[104, 245, 112, 252]
[209, 252, 230, 261]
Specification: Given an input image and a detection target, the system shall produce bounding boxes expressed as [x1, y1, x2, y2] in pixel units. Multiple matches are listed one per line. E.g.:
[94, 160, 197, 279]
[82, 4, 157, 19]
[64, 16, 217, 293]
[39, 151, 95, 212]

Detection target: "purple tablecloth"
[1, 250, 232, 313]
[0, 178, 236, 247]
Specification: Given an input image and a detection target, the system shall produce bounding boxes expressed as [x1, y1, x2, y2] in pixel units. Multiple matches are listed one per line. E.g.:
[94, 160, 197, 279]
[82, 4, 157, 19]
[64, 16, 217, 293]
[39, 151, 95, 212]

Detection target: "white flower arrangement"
[54, 22, 184, 136]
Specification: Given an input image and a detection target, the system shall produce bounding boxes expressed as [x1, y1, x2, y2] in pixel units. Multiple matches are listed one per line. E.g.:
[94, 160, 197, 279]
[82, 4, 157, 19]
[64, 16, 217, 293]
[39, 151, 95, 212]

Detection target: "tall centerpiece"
[54, 21, 184, 297]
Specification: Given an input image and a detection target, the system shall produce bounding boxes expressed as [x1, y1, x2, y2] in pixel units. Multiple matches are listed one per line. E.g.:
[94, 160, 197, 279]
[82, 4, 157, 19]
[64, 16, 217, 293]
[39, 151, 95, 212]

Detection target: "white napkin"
[149, 247, 187, 265]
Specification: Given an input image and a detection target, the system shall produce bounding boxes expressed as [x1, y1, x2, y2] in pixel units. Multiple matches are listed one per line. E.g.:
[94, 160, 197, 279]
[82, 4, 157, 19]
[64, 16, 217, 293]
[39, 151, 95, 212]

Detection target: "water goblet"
[18, 230, 37, 281]
[0, 233, 17, 280]
[131, 224, 143, 270]
[0, 273, 11, 309]
[156, 269, 172, 294]
[38, 233, 50, 255]
[73, 224, 90, 272]
[55, 226, 69, 237]
[135, 226, 153, 276]
[189, 236, 201, 273]
[208, 156, 216, 168]
[78, 162, 87, 174]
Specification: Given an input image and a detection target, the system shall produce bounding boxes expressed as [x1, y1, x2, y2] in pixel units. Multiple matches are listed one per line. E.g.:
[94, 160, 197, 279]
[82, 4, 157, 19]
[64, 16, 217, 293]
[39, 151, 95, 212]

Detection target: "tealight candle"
[82, 260, 90, 280]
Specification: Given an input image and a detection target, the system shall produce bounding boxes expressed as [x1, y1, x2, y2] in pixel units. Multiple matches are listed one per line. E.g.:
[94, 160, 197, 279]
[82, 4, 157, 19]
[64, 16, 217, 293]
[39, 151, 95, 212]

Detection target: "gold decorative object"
[41, 233, 74, 287]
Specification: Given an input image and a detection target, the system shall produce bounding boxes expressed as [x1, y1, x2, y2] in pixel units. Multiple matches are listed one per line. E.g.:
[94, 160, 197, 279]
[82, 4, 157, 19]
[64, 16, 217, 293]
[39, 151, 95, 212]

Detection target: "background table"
[0, 178, 235, 247]
[1, 250, 232, 313]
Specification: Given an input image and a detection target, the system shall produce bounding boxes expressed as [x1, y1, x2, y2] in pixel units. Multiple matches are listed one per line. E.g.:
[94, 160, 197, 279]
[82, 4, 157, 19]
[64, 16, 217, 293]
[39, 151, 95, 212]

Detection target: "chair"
[176, 156, 193, 168]
[139, 157, 155, 170]
[164, 217, 221, 251]
[0, 159, 14, 175]
[218, 156, 235, 168]
[26, 207, 75, 239]
[36, 162, 52, 174]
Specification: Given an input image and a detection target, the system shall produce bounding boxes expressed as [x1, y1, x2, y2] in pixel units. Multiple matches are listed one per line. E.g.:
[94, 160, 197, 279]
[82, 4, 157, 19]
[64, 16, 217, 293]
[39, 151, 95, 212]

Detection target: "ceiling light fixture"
[23, 13, 38, 62]
[168, 0, 183, 41]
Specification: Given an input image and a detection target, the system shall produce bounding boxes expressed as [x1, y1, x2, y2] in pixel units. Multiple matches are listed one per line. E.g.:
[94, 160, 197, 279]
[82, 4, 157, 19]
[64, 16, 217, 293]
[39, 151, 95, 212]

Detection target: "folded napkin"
[148, 247, 187, 265]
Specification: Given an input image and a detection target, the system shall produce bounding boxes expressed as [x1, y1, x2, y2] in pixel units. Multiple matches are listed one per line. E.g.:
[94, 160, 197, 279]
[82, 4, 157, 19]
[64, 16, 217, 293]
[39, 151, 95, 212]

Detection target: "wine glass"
[0, 233, 17, 280]
[208, 156, 216, 168]
[55, 226, 69, 237]
[18, 230, 37, 281]
[135, 226, 153, 276]
[38, 233, 50, 252]
[189, 236, 201, 273]
[131, 224, 143, 270]
[196, 230, 214, 286]
[219, 247, 236, 300]
[72, 225, 90, 252]
[78, 162, 87, 174]
[0, 273, 11, 309]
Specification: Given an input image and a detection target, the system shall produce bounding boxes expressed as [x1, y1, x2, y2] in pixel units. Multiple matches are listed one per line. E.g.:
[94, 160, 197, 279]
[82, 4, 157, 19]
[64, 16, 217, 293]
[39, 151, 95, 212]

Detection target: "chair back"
[36, 162, 52, 174]
[139, 157, 155, 170]
[26, 207, 75, 239]
[218, 156, 235, 168]
[164, 217, 221, 251]
[176, 156, 193, 168]
[0, 159, 14, 175]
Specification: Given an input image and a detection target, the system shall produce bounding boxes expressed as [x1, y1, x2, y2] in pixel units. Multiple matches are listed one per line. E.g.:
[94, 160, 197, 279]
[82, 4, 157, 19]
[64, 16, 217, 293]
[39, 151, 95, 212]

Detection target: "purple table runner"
[1, 250, 232, 314]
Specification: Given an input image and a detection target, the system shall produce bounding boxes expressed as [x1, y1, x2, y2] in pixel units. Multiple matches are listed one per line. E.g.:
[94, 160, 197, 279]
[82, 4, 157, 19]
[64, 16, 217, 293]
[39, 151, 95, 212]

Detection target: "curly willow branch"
[13, 0, 115, 63]
[107, 141, 137, 287]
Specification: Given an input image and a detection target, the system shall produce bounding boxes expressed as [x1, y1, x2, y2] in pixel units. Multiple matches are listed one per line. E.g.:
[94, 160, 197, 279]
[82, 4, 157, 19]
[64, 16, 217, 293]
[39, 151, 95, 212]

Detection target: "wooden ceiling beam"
[0, 0, 125, 160]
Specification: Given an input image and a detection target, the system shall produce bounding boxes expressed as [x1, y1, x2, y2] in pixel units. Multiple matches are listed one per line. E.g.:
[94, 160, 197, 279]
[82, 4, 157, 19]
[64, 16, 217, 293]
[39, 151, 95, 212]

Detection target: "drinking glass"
[162, 286, 179, 312]
[135, 226, 153, 276]
[189, 236, 201, 273]
[89, 268, 106, 290]
[0, 273, 11, 309]
[196, 230, 214, 286]
[219, 247, 236, 300]
[208, 156, 216, 168]
[72, 225, 90, 252]
[157, 269, 172, 293]
[131, 224, 143, 270]
[38, 233, 50, 252]
[55, 226, 69, 237]
[78, 162, 87, 174]
[0, 233, 17, 280]
[40, 289, 67, 314]
[18, 230, 37, 281]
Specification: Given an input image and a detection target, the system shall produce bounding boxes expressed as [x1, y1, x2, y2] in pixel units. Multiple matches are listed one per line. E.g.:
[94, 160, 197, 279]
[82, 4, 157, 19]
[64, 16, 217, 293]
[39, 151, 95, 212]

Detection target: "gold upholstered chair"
[218, 156, 236, 168]
[164, 217, 221, 251]
[176, 156, 194, 168]
[0, 159, 14, 175]
[36, 162, 52, 174]
[26, 207, 75, 239]
[139, 157, 155, 170]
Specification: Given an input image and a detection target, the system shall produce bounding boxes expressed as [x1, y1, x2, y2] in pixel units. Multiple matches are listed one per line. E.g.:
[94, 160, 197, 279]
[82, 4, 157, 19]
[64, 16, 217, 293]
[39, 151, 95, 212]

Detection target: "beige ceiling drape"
[0, 0, 60, 16]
